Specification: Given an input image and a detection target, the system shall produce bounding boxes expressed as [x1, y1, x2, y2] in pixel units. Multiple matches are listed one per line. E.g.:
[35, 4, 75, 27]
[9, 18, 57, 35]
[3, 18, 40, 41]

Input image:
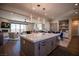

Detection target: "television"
[1, 22, 10, 28]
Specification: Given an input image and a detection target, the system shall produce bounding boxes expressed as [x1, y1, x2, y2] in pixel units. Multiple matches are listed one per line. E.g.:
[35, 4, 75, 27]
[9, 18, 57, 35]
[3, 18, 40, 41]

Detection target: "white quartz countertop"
[20, 33, 60, 43]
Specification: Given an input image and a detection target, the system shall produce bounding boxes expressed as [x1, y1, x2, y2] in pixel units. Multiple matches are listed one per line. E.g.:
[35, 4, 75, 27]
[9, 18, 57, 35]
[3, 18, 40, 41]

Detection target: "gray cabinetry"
[21, 36, 59, 56]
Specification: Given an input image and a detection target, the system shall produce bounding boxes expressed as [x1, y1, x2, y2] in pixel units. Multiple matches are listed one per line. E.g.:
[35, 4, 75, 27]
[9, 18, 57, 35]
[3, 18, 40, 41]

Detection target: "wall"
[71, 17, 79, 36]
[0, 18, 11, 32]
[51, 19, 72, 39]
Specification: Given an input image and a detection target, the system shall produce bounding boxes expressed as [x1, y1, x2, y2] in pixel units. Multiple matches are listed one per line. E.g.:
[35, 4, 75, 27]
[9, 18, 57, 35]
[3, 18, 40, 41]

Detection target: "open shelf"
[59, 20, 69, 32]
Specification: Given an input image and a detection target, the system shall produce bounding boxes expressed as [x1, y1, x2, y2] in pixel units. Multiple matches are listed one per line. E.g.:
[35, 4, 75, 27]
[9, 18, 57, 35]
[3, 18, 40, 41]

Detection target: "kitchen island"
[20, 33, 60, 56]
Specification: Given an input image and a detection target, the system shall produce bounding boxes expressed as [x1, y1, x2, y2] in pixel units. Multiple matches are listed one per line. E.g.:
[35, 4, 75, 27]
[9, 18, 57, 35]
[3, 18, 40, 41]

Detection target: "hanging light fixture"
[30, 14, 33, 22]
[24, 19, 27, 22]
[24, 19, 28, 25]
[43, 8, 45, 10]
[37, 4, 40, 7]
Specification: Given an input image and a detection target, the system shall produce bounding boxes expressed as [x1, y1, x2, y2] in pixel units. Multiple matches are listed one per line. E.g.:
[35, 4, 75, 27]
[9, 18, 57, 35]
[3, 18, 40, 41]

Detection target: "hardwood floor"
[0, 40, 20, 56]
[67, 36, 79, 55]
[48, 46, 72, 56]
[0, 36, 79, 56]
[49, 36, 79, 56]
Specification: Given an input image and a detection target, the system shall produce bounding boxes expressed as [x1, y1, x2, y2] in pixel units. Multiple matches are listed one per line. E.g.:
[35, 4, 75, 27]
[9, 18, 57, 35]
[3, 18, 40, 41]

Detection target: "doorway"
[71, 17, 79, 37]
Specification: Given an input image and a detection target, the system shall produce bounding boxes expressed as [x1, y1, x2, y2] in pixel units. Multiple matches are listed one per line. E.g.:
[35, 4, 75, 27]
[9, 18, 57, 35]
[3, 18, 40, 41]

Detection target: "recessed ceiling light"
[43, 8, 45, 11]
[37, 4, 40, 7]
[10, 13, 14, 14]
[75, 11, 78, 14]
[74, 3, 78, 6]
[32, 7, 36, 10]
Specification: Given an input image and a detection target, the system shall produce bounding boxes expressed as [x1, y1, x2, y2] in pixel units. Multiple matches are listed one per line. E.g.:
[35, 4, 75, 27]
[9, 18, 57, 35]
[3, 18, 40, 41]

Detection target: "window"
[15, 24, 20, 33]
[23, 25, 26, 31]
[11, 24, 16, 32]
[11, 23, 26, 33]
[37, 24, 42, 30]
[21, 25, 26, 32]
[21, 25, 24, 32]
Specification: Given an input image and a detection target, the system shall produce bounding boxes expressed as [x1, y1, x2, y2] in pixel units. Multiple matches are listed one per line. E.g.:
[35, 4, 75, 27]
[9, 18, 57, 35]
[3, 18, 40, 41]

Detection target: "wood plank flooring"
[0, 36, 79, 56]
[0, 40, 20, 56]
[67, 36, 79, 55]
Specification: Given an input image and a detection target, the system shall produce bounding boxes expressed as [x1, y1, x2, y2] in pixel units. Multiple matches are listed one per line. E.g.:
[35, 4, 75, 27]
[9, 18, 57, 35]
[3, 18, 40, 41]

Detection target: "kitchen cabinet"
[20, 33, 60, 56]
[39, 38, 52, 55]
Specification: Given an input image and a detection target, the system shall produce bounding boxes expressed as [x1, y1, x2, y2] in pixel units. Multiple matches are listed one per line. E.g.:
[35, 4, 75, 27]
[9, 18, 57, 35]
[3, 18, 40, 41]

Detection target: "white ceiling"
[0, 3, 78, 21]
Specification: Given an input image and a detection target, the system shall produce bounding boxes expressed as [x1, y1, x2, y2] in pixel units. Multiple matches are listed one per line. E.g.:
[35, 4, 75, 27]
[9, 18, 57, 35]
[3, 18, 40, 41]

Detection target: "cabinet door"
[39, 39, 52, 56]
[20, 38, 26, 54]
[39, 40, 47, 56]
[51, 37, 59, 51]
[21, 38, 35, 56]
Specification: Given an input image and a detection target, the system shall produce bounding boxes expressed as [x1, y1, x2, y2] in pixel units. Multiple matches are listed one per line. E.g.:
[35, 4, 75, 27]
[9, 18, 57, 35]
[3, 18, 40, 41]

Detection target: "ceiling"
[0, 3, 79, 21]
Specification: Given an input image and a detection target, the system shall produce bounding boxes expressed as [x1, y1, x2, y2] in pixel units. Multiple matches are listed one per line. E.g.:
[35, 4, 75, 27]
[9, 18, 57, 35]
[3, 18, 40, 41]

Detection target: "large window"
[21, 25, 24, 32]
[37, 24, 42, 30]
[11, 23, 26, 33]
[16, 24, 20, 33]
[11, 24, 16, 32]
[21, 25, 26, 32]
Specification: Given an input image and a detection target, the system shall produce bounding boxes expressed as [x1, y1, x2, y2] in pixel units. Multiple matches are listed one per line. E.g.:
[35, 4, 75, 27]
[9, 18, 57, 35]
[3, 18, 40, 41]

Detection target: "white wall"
[44, 21, 50, 31]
